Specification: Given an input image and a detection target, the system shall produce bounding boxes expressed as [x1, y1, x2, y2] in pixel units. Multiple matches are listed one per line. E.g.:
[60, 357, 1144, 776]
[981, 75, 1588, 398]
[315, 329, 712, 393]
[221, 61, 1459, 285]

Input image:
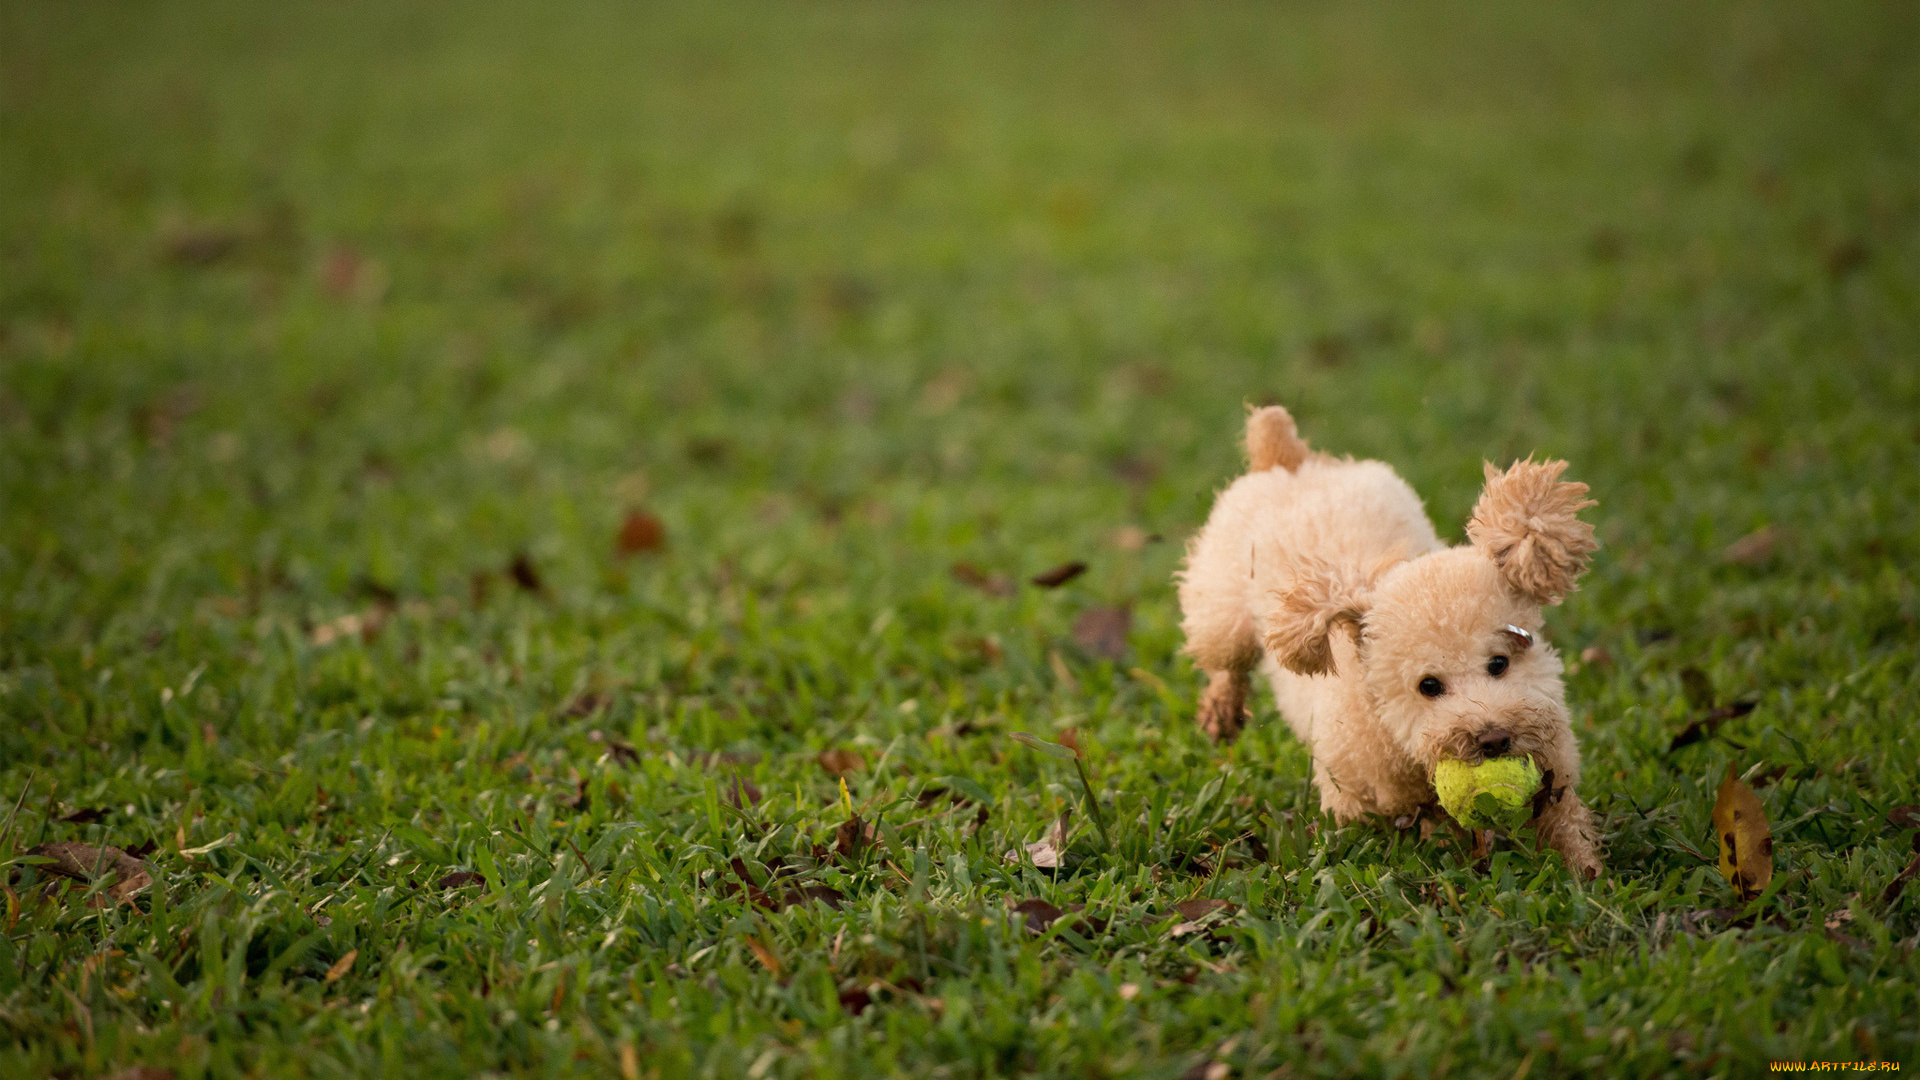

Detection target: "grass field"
[3, 1, 1919, 1076]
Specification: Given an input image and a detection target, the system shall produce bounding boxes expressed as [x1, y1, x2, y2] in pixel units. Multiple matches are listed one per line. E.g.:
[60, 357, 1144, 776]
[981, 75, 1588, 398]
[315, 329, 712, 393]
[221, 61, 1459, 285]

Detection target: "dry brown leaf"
[1722, 525, 1779, 566]
[1172, 897, 1235, 920]
[507, 552, 544, 594]
[1883, 852, 1920, 904]
[834, 815, 876, 861]
[1021, 810, 1072, 869]
[1713, 763, 1773, 900]
[1668, 701, 1757, 753]
[563, 691, 609, 718]
[28, 843, 152, 906]
[725, 774, 761, 808]
[437, 871, 485, 889]
[744, 936, 781, 975]
[616, 510, 667, 557]
[950, 562, 1014, 597]
[1887, 805, 1920, 830]
[1072, 605, 1132, 660]
[324, 949, 357, 984]
[1030, 561, 1087, 589]
[838, 985, 873, 1015]
[1009, 898, 1066, 933]
[816, 749, 866, 776]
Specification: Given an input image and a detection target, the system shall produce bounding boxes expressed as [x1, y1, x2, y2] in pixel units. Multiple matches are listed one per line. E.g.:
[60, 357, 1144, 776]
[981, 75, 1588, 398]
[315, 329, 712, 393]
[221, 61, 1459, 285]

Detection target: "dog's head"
[1263, 459, 1597, 772]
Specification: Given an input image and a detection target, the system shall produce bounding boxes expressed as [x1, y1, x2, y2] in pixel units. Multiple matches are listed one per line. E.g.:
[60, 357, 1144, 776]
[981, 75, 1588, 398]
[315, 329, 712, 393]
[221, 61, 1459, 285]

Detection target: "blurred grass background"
[2, 1, 1918, 1076]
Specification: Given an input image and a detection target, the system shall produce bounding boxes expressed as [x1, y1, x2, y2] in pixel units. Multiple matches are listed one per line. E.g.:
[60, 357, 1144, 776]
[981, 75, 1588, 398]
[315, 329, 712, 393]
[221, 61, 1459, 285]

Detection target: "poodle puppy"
[1177, 405, 1602, 878]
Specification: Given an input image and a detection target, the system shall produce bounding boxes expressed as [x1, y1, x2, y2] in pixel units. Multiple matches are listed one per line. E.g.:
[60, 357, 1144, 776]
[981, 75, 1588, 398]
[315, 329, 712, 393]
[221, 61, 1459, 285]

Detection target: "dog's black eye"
[1418, 676, 1445, 698]
[1487, 655, 1509, 677]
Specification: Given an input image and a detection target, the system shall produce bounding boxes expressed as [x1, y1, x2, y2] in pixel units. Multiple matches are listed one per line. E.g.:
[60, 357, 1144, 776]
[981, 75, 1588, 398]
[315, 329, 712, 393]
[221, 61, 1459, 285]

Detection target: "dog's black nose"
[1478, 728, 1513, 758]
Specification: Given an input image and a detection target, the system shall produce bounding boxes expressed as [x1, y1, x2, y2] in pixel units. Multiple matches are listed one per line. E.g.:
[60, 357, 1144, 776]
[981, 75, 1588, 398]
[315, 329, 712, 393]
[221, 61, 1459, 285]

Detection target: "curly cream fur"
[1177, 406, 1603, 878]
[1465, 459, 1598, 605]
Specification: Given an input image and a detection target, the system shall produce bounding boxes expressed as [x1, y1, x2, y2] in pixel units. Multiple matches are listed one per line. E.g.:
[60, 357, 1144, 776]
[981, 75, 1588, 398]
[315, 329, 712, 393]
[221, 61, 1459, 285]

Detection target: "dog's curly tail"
[1245, 404, 1311, 472]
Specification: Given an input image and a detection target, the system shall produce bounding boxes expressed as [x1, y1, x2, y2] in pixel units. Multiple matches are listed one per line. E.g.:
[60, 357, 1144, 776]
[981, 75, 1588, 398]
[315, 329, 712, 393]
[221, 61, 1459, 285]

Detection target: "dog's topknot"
[1465, 459, 1598, 605]
[1245, 404, 1310, 472]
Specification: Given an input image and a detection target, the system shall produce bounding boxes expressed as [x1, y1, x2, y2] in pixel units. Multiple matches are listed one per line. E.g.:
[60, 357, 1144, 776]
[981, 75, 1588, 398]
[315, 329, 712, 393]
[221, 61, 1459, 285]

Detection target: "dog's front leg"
[1534, 789, 1601, 880]
[1197, 668, 1251, 744]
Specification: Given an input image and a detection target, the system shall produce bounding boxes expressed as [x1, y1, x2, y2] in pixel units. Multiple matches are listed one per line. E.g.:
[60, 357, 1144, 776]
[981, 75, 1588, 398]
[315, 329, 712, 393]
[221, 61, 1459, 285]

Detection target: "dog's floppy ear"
[1466, 459, 1598, 605]
[1263, 558, 1373, 676]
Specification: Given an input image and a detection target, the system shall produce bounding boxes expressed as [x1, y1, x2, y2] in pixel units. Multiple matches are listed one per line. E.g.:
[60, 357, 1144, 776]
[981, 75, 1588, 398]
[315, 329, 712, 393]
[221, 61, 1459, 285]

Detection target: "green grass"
[3, 0, 1919, 1075]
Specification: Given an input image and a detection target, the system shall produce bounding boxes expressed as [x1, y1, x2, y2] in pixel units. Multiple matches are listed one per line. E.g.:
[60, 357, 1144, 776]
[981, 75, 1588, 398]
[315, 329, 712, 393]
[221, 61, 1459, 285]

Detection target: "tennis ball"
[1433, 757, 1542, 831]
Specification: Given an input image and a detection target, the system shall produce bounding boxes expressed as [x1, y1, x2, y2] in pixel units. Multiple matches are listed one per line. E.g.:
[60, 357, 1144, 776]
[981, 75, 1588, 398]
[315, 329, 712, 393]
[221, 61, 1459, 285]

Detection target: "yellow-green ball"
[1434, 757, 1542, 831]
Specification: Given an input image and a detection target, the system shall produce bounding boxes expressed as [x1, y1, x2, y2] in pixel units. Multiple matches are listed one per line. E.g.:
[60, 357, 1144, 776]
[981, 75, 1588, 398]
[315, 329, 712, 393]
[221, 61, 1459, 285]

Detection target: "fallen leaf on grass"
[726, 858, 778, 910]
[59, 807, 108, 824]
[616, 510, 667, 556]
[1007, 897, 1107, 936]
[780, 884, 845, 910]
[1016, 810, 1072, 869]
[1009, 898, 1066, 933]
[1668, 701, 1757, 752]
[1882, 830, 1920, 903]
[1713, 763, 1773, 901]
[950, 562, 1013, 597]
[1030, 561, 1087, 589]
[437, 871, 485, 889]
[508, 553, 545, 594]
[725, 774, 761, 808]
[324, 949, 357, 984]
[1722, 525, 1779, 566]
[834, 815, 876, 861]
[744, 936, 781, 975]
[1887, 805, 1920, 829]
[563, 692, 609, 718]
[838, 985, 873, 1015]
[1172, 898, 1235, 920]
[27, 843, 152, 906]
[1166, 898, 1237, 938]
[816, 749, 865, 776]
[1073, 606, 1132, 660]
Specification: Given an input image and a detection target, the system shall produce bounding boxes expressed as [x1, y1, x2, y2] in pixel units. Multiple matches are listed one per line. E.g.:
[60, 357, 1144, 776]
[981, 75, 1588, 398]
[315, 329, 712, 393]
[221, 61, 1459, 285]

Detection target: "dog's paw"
[1196, 671, 1250, 744]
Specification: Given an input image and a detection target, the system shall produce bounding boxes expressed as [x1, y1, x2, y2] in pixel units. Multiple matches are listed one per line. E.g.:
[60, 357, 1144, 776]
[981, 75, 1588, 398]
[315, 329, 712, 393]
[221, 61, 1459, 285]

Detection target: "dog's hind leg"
[1180, 589, 1261, 743]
